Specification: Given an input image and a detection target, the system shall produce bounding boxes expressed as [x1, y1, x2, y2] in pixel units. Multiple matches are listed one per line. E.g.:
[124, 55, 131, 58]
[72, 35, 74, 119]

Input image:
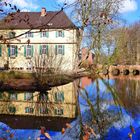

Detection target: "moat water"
[0, 76, 140, 140]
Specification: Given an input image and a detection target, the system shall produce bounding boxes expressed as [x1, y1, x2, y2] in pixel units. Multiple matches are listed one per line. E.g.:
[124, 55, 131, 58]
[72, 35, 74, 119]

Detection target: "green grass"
[0, 71, 33, 81]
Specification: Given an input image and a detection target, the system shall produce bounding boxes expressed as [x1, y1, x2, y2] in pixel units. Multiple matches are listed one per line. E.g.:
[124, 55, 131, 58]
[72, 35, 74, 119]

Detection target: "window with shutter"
[9, 106, 16, 113]
[26, 45, 31, 57]
[24, 92, 33, 101]
[56, 45, 65, 55]
[40, 107, 49, 114]
[25, 107, 34, 113]
[25, 32, 33, 38]
[40, 31, 49, 38]
[25, 45, 33, 58]
[38, 94, 48, 101]
[54, 91, 64, 102]
[10, 93, 17, 100]
[41, 45, 48, 55]
[56, 31, 64, 37]
[54, 108, 63, 115]
[8, 45, 17, 58]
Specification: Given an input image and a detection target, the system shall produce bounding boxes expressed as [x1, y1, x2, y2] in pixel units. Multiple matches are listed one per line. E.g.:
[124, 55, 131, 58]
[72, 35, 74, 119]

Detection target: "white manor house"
[0, 8, 79, 71]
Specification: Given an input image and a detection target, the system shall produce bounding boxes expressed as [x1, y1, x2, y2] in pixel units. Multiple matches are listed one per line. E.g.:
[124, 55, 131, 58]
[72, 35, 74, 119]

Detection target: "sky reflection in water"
[0, 78, 140, 140]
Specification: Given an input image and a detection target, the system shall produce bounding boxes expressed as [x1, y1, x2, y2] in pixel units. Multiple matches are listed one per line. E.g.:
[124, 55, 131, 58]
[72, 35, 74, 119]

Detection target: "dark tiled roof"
[0, 11, 77, 29]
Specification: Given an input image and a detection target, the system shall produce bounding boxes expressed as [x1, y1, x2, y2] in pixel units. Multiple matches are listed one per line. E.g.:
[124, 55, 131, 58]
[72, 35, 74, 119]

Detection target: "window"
[24, 45, 33, 57]
[40, 45, 48, 55]
[58, 31, 63, 37]
[9, 106, 16, 113]
[24, 92, 33, 101]
[55, 45, 65, 55]
[25, 32, 33, 38]
[11, 46, 16, 56]
[38, 94, 48, 102]
[25, 107, 34, 113]
[26, 45, 32, 57]
[54, 108, 63, 115]
[40, 107, 48, 114]
[40, 31, 49, 38]
[56, 31, 64, 38]
[10, 93, 17, 100]
[54, 91, 64, 102]
[8, 45, 18, 57]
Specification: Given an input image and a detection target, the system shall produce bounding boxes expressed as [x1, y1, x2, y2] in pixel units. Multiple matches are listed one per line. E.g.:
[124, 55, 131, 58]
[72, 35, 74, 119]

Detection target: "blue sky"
[120, 0, 140, 24]
[5, 0, 140, 25]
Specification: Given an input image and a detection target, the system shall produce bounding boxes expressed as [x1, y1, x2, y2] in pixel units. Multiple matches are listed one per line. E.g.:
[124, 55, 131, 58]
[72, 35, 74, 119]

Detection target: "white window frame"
[26, 32, 33, 38]
[24, 92, 33, 101]
[57, 45, 63, 55]
[26, 45, 32, 57]
[38, 94, 48, 101]
[58, 31, 63, 37]
[41, 31, 48, 37]
[55, 91, 64, 102]
[10, 45, 16, 57]
[10, 93, 17, 100]
[42, 45, 47, 54]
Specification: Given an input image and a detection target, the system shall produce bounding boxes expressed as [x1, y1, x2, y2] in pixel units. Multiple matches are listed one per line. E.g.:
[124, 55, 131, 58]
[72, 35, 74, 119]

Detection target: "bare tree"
[70, 0, 123, 66]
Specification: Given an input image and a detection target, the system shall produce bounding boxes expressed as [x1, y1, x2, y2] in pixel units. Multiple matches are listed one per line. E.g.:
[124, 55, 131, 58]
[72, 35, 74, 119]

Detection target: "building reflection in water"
[0, 82, 77, 131]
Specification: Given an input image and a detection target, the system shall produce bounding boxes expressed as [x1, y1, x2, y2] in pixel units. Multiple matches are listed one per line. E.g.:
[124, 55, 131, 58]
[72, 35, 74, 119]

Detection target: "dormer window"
[9, 31, 16, 39]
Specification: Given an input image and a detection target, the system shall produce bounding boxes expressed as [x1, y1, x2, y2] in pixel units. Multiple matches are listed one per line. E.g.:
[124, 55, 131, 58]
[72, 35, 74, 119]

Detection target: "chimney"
[41, 7, 46, 17]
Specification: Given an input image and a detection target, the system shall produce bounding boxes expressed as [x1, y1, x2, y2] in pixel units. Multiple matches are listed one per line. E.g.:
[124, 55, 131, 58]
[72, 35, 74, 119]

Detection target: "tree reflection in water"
[62, 77, 123, 140]
[0, 77, 140, 139]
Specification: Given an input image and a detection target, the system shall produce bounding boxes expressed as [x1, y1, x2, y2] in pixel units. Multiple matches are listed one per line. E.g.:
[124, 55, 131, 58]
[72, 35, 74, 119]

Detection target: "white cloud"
[6, 0, 39, 11]
[21, 8, 30, 12]
[57, 0, 76, 4]
[119, 0, 138, 13]
[113, 114, 133, 129]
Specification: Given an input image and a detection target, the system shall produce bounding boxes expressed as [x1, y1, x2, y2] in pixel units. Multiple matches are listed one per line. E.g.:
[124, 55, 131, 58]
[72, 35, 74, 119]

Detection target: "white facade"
[0, 28, 78, 72]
